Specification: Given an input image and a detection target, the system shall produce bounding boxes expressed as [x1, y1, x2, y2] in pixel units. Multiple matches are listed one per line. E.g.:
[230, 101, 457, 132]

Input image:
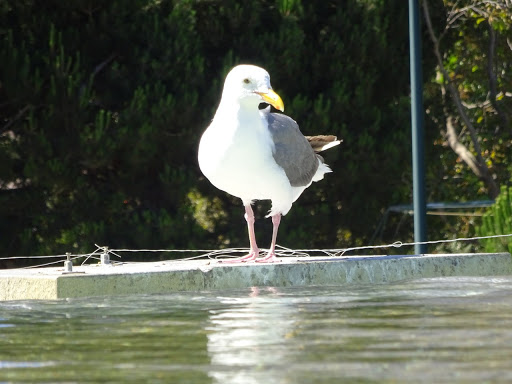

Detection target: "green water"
[1, 277, 512, 383]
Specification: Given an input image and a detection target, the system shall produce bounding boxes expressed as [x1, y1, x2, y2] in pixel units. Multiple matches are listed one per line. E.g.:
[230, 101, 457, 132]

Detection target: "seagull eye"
[243, 78, 250, 84]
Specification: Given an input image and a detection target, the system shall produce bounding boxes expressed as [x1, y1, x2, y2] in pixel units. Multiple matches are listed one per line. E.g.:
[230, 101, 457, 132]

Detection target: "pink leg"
[256, 214, 281, 263]
[221, 205, 259, 263]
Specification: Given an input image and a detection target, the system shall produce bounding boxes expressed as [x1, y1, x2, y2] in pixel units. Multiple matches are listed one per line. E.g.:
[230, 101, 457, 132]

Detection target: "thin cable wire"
[22, 255, 97, 269]
[0, 253, 84, 261]
[1, 233, 511, 268]
[338, 233, 512, 257]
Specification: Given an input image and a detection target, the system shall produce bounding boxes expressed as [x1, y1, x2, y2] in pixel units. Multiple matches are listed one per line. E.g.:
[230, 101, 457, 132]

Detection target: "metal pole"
[409, 0, 427, 254]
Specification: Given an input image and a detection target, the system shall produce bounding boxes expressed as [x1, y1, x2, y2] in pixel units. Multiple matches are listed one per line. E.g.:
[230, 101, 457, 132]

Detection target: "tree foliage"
[477, 185, 512, 254]
[423, 0, 512, 199]
[0, 0, 510, 265]
[420, 0, 512, 252]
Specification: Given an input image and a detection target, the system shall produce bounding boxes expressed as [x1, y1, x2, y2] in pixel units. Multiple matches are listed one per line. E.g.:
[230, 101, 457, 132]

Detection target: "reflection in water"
[207, 287, 298, 384]
[1, 277, 512, 383]
[205, 279, 512, 383]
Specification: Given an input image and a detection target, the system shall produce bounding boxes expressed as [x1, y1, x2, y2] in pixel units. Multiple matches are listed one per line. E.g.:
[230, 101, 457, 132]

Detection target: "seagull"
[198, 65, 340, 263]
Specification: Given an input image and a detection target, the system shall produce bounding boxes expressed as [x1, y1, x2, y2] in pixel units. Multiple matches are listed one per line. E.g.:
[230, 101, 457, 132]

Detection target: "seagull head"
[221, 65, 284, 112]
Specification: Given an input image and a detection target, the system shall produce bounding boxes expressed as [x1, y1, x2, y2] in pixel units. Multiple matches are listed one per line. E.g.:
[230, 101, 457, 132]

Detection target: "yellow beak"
[256, 89, 284, 112]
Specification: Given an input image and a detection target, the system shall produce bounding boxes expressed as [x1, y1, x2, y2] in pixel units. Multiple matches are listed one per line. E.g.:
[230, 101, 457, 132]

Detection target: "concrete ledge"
[0, 253, 511, 301]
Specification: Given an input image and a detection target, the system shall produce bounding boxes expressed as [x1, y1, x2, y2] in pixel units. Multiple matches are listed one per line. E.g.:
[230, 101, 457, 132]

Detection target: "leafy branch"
[423, 0, 501, 198]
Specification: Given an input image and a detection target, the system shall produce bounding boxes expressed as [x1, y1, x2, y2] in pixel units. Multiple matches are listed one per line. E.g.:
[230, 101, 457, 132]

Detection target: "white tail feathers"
[312, 162, 332, 182]
[317, 139, 342, 152]
[306, 136, 342, 153]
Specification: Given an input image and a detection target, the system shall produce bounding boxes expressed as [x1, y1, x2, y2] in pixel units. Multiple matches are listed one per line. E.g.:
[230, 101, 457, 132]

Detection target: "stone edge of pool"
[0, 253, 511, 300]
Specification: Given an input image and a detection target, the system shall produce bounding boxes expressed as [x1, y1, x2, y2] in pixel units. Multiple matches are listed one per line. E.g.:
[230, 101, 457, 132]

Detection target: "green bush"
[476, 185, 512, 254]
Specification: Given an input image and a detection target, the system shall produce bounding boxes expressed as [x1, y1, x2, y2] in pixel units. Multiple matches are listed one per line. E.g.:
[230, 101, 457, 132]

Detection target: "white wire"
[1, 233, 511, 268]
[22, 255, 98, 269]
[0, 253, 86, 261]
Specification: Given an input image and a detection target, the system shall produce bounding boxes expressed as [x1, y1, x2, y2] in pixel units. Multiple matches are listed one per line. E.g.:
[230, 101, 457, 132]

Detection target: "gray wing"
[266, 111, 319, 187]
